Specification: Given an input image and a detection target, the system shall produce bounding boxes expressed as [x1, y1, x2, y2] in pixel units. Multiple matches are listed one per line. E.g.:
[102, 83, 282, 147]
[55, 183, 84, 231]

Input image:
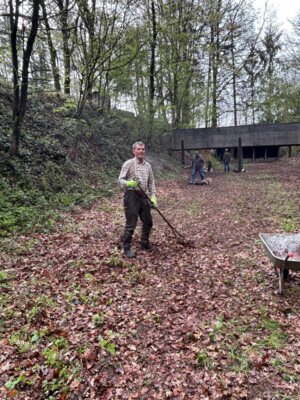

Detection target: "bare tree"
[41, 0, 61, 93]
[56, 0, 73, 95]
[148, 0, 157, 143]
[9, 0, 41, 156]
[73, 0, 137, 118]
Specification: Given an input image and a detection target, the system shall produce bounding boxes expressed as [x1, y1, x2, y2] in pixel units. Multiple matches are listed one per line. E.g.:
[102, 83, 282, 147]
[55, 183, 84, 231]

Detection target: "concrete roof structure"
[172, 122, 300, 150]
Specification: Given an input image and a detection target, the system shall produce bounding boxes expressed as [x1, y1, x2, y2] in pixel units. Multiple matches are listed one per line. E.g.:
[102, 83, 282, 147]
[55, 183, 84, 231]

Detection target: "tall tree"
[41, 0, 61, 93]
[207, 0, 223, 127]
[224, 0, 251, 125]
[148, 0, 157, 143]
[9, 0, 41, 156]
[156, 0, 205, 128]
[73, 0, 137, 118]
[56, 0, 73, 95]
[258, 24, 282, 122]
[277, 11, 300, 122]
[243, 42, 265, 123]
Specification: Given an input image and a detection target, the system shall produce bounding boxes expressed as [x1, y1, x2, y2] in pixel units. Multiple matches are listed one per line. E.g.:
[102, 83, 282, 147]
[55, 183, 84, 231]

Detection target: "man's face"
[133, 144, 145, 160]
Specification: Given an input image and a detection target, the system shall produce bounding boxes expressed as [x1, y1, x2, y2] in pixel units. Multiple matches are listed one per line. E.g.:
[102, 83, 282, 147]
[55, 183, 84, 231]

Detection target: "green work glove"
[150, 195, 157, 208]
[126, 179, 139, 189]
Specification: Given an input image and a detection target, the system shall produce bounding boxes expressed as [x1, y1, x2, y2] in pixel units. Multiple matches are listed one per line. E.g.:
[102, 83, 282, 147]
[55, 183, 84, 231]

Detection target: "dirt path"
[1, 156, 300, 399]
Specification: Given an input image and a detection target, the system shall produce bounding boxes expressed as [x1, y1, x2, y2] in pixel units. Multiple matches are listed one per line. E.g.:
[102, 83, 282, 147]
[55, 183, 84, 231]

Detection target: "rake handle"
[137, 185, 184, 238]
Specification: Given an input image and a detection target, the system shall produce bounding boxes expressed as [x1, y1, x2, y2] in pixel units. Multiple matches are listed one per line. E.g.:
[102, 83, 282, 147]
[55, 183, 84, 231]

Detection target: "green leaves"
[98, 334, 117, 355]
[5, 374, 33, 390]
[53, 98, 77, 115]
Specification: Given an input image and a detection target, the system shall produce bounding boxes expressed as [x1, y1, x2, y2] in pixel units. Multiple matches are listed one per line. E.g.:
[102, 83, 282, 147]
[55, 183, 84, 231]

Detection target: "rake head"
[176, 237, 196, 247]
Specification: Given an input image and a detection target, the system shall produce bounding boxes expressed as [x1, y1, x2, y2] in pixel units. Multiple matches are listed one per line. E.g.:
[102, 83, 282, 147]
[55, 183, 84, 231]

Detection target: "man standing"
[190, 151, 205, 184]
[223, 149, 231, 172]
[118, 142, 157, 258]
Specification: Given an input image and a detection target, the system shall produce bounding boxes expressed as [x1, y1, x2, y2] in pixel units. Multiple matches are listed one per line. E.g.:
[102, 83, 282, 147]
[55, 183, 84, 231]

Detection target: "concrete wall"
[172, 122, 300, 150]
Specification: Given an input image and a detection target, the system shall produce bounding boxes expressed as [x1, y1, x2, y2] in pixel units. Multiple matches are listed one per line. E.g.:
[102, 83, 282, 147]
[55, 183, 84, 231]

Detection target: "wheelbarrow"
[259, 233, 300, 294]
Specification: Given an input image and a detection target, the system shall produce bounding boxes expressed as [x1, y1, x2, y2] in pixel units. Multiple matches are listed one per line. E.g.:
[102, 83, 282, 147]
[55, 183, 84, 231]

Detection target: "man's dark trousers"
[123, 190, 153, 251]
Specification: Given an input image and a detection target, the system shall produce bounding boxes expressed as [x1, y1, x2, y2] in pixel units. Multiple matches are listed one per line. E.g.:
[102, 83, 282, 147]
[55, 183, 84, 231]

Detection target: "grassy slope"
[0, 87, 178, 238]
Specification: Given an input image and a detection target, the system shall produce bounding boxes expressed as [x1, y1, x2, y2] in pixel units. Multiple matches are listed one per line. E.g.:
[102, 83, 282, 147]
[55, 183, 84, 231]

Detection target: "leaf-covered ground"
[1, 155, 300, 400]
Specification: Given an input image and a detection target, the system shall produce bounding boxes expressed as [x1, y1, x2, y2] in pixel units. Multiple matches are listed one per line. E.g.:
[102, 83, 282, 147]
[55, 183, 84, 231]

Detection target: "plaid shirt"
[118, 157, 156, 196]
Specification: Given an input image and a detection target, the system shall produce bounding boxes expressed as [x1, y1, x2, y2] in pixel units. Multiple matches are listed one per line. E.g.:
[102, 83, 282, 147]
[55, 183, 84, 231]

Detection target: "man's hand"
[150, 195, 157, 208]
[126, 180, 139, 189]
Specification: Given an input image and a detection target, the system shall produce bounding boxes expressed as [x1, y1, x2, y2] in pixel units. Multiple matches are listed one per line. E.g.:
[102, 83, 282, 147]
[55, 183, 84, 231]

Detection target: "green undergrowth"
[0, 177, 114, 239]
[0, 88, 178, 245]
[0, 151, 179, 241]
[195, 312, 289, 375]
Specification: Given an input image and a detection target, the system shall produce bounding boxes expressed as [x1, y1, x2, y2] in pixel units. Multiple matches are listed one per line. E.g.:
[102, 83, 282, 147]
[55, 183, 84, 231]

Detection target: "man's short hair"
[132, 141, 145, 150]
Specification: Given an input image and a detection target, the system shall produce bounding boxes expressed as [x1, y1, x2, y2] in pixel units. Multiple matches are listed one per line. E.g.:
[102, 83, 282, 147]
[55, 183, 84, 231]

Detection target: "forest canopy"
[1, 0, 300, 155]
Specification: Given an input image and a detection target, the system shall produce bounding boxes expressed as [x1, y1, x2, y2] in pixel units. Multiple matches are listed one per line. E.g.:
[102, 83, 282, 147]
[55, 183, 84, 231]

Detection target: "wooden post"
[264, 146, 267, 163]
[181, 140, 185, 165]
[252, 147, 255, 163]
[238, 137, 242, 172]
[288, 146, 292, 158]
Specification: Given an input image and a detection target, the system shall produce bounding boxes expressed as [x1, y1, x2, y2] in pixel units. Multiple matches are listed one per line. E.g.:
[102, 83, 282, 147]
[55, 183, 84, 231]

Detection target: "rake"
[137, 185, 195, 247]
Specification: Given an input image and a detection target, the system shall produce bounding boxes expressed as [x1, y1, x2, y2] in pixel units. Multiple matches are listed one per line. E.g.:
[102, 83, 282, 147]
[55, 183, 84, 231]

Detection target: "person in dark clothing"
[223, 149, 231, 172]
[190, 151, 205, 184]
[207, 160, 212, 172]
[118, 142, 157, 258]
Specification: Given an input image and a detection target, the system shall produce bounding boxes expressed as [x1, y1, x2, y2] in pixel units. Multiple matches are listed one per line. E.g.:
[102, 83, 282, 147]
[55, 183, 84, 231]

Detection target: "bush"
[0, 179, 59, 236]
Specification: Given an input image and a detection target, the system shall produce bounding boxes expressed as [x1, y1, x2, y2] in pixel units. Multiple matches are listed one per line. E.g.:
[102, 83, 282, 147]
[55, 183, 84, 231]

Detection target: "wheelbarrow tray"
[259, 233, 300, 272]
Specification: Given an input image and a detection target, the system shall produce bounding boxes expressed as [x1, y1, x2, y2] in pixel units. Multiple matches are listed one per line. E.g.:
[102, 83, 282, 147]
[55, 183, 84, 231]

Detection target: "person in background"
[190, 151, 205, 184]
[206, 160, 212, 172]
[118, 142, 157, 258]
[223, 149, 231, 172]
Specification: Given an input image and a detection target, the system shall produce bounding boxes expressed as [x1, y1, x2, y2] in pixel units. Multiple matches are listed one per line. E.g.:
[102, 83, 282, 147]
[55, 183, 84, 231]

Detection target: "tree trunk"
[135, 61, 146, 118]
[10, 116, 21, 156]
[211, 25, 218, 128]
[57, 0, 71, 95]
[9, 0, 41, 156]
[173, 72, 179, 128]
[230, 33, 237, 126]
[211, 0, 222, 128]
[75, 69, 95, 118]
[9, 0, 20, 118]
[205, 55, 211, 128]
[41, 0, 61, 93]
[148, 0, 157, 143]
[251, 73, 255, 124]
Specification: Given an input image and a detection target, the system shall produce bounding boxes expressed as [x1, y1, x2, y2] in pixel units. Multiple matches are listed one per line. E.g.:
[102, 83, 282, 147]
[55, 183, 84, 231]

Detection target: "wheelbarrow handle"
[137, 185, 184, 238]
